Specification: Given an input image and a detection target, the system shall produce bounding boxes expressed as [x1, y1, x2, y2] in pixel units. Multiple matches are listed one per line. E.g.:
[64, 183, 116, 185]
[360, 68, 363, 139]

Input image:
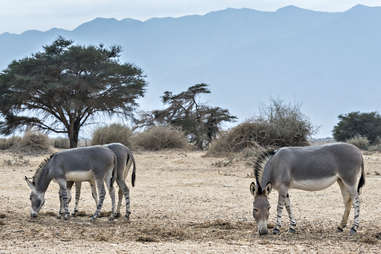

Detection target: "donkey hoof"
[273, 228, 280, 235]
[114, 213, 121, 218]
[337, 227, 344, 232]
[90, 216, 97, 222]
[108, 213, 117, 221]
[288, 228, 296, 233]
[63, 214, 70, 220]
[125, 214, 130, 220]
[350, 227, 357, 235]
[71, 210, 78, 217]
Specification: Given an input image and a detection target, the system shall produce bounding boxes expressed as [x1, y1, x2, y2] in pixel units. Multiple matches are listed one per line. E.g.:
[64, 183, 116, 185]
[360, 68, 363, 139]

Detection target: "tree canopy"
[135, 83, 237, 149]
[0, 37, 146, 147]
[333, 111, 381, 144]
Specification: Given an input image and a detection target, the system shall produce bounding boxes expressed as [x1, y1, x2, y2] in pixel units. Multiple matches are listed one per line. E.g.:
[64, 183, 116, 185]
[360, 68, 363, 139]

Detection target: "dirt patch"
[0, 150, 381, 253]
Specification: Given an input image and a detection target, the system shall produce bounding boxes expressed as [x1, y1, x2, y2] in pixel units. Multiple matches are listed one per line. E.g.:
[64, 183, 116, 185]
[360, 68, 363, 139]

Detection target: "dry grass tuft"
[2, 154, 30, 167]
[50, 137, 70, 149]
[360, 236, 378, 244]
[136, 236, 158, 242]
[74, 211, 88, 217]
[132, 126, 189, 151]
[40, 211, 56, 217]
[91, 123, 132, 147]
[193, 219, 240, 230]
[16, 130, 51, 154]
[0, 136, 22, 150]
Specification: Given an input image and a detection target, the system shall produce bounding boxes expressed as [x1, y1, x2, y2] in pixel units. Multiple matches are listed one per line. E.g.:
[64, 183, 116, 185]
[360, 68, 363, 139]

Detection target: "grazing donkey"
[69, 143, 136, 219]
[250, 143, 365, 236]
[25, 146, 117, 220]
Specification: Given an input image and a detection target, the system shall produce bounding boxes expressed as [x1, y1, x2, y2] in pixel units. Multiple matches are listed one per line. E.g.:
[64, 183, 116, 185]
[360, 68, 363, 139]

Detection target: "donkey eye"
[254, 208, 258, 213]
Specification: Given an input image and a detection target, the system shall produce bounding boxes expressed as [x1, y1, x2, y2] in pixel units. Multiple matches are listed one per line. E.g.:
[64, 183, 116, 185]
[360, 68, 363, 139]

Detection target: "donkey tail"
[110, 153, 118, 188]
[127, 149, 137, 187]
[254, 148, 277, 190]
[357, 157, 365, 194]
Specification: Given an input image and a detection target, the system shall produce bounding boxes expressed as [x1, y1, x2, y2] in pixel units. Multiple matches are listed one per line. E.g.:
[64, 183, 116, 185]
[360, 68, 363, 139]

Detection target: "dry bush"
[368, 144, 381, 152]
[0, 136, 21, 150]
[346, 135, 369, 150]
[91, 123, 132, 147]
[207, 100, 313, 157]
[207, 127, 262, 156]
[132, 126, 188, 151]
[17, 130, 51, 153]
[50, 137, 70, 149]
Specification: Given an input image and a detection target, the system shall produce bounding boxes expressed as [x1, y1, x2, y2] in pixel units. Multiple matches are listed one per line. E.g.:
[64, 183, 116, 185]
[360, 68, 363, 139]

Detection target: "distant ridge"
[1, 5, 380, 137]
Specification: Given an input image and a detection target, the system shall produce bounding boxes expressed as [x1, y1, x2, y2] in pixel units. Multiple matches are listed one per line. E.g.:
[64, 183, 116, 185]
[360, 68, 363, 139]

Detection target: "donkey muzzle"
[259, 228, 269, 235]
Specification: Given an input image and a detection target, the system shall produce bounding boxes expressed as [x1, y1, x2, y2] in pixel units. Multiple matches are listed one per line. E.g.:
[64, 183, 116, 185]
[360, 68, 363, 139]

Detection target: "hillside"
[1, 5, 380, 136]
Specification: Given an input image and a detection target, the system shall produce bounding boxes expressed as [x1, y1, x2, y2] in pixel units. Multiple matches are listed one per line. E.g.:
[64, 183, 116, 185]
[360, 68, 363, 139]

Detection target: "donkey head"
[25, 176, 45, 218]
[250, 181, 272, 235]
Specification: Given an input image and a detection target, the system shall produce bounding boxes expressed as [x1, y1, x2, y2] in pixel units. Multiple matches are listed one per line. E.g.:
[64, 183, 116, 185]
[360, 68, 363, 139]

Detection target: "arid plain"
[0, 149, 381, 253]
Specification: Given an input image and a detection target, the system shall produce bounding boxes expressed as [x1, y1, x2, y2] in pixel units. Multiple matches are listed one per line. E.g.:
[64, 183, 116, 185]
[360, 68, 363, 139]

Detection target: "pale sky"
[1, 0, 381, 34]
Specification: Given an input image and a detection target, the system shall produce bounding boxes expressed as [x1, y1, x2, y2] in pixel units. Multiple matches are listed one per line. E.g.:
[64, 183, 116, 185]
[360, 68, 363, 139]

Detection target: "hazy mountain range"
[1, 4, 380, 137]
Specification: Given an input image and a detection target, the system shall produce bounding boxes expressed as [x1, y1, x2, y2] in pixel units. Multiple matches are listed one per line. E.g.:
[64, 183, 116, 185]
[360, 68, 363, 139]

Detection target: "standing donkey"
[69, 143, 136, 219]
[25, 146, 117, 220]
[250, 143, 365, 235]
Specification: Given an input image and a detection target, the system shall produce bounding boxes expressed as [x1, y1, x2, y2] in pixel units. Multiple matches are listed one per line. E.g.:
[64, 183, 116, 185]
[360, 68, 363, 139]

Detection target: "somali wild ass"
[25, 146, 117, 220]
[68, 143, 136, 219]
[250, 143, 365, 235]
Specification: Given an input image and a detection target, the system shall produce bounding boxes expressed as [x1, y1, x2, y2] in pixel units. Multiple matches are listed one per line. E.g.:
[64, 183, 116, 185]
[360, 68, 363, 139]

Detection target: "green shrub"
[91, 124, 132, 147]
[132, 126, 188, 150]
[333, 112, 381, 144]
[346, 136, 369, 150]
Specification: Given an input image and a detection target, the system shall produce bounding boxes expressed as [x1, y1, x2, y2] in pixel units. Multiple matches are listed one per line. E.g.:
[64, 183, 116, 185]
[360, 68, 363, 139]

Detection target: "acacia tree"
[0, 37, 146, 147]
[135, 83, 237, 149]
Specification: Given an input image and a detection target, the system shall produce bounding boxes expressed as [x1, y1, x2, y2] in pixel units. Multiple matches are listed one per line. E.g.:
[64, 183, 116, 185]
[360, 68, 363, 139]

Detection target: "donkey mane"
[254, 149, 277, 193]
[33, 153, 56, 184]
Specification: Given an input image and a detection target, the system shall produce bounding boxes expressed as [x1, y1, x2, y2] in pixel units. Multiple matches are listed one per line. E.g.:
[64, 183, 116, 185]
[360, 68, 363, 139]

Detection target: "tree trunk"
[68, 130, 79, 148]
[68, 119, 80, 148]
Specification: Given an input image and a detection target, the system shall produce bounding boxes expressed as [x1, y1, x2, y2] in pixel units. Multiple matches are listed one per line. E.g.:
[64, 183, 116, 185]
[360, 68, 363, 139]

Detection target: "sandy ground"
[0, 149, 381, 253]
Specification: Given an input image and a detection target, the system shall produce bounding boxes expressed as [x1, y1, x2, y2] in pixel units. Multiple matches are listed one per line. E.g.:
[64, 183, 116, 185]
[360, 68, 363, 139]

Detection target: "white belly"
[290, 175, 337, 191]
[65, 171, 94, 182]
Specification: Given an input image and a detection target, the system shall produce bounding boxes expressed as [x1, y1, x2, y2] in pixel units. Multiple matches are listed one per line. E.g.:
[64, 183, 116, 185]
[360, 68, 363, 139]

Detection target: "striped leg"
[350, 192, 360, 235]
[116, 178, 131, 219]
[70, 181, 80, 216]
[273, 192, 287, 234]
[116, 188, 123, 217]
[285, 193, 297, 233]
[91, 179, 106, 221]
[105, 179, 117, 220]
[57, 179, 70, 220]
[58, 189, 64, 218]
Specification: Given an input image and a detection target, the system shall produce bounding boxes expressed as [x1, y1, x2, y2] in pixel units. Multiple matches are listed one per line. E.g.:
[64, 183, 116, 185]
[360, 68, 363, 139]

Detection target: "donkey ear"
[25, 176, 35, 190]
[250, 182, 256, 196]
[264, 182, 272, 196]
